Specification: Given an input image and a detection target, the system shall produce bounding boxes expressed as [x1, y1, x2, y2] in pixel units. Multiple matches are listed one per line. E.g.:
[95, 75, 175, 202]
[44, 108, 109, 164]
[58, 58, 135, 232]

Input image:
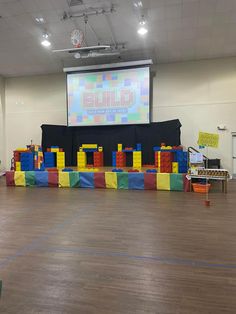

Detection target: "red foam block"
[48, 172, 58, 187]
[6, 171, 15, 186]
[94, 172, 106, 188]
[144, 173, 156, 190]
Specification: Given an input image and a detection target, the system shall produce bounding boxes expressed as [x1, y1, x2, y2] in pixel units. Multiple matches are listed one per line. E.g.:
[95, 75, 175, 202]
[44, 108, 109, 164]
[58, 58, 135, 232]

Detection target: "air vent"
[68, 0, 83, 7]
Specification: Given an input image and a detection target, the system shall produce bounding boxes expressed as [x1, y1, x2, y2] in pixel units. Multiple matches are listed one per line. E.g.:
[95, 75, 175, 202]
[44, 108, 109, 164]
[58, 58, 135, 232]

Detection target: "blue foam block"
[128, 173, 144, 190]
[79, 172, 94, 188]
[35, 171, 48, 187]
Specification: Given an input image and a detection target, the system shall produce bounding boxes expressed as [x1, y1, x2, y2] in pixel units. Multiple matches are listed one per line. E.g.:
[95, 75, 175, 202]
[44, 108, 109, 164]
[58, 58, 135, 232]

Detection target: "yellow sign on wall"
[198, 132, 219, 148]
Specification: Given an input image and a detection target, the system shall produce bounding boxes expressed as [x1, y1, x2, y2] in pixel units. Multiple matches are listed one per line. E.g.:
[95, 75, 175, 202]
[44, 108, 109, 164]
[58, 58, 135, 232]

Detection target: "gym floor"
[0, 177, 236, 314]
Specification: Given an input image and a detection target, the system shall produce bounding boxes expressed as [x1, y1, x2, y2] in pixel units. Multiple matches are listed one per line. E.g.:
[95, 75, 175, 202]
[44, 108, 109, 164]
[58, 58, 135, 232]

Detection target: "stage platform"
[5, 169, 190, 192]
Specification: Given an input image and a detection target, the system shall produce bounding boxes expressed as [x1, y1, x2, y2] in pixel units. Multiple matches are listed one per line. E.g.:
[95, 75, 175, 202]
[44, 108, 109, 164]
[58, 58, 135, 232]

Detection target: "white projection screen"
[67, 66, 150, 126]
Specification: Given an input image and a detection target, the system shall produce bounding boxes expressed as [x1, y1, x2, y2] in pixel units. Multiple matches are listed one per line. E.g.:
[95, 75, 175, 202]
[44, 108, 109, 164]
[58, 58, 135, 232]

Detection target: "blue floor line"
[0, 205, 236, 271]
[0, 207, 88, 270]
[38, 246, 236, 270]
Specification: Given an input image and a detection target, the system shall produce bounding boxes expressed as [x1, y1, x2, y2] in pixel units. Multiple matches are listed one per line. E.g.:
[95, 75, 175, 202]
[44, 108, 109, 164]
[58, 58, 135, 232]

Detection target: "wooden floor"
[0, 177, 236, 314]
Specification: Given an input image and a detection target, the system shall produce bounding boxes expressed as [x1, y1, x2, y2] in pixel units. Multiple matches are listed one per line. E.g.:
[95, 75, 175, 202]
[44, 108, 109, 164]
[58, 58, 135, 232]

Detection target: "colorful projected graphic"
[67, 67, 150, 126]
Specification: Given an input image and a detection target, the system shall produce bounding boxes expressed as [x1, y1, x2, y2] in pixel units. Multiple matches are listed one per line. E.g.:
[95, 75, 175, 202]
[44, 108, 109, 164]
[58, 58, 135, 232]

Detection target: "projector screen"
[67, 66, 150, 126]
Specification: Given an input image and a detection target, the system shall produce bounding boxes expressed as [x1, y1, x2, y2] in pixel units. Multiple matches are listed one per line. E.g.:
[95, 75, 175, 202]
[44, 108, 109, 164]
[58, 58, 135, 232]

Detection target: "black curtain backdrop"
[41, 119, 182, 166]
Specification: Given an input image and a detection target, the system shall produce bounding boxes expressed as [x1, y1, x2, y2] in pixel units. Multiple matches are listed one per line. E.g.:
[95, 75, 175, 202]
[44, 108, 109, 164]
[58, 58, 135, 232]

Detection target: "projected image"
[67, 67, 150, 126]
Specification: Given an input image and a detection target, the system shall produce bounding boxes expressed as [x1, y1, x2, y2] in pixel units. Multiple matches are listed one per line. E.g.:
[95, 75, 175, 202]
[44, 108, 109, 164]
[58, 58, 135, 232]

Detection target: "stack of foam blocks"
[154, 146, 188, 173]
[160, 152, 174, 173]
[175, 151, 188, 173]
[28, 145, 44, 170]
[14, 149, 29, 171]
[57, 152, 65, 169]
[133, 151, 142, 168]
[44, 147, 65, 169]
[44, 152, 56, 168]
[93, 151, 103, 167]
[20, 152, 34, 171]
[112, 152, 126, 167]
[77, 152, 87, 168]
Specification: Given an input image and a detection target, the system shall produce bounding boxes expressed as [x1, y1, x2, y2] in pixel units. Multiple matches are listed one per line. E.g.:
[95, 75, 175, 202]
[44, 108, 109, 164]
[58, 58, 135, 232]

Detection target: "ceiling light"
[134, 1, 143, 8]
[41, 39, 51, 47]
[137, 26, 148, 36]
[41, 33, 51, 47]
[74, 52, 81, 59]
[35, 17, 45, 24]
[139, 19, 146, 26]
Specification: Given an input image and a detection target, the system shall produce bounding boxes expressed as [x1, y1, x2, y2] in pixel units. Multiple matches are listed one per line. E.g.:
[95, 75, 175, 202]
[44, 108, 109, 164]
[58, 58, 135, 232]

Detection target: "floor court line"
[36, 246, 236, 270]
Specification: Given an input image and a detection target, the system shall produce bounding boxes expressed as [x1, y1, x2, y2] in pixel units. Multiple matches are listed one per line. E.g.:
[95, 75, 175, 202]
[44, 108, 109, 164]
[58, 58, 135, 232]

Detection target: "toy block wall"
[57, 152, 65, 169]
[77, 152, 87, 168]
[175, 151, 188, 173]
[116, 152, 126, 167]
[160, 152, 174, 173]
[44, 152, 56, 168]
[133, 151, 142, 168]
[93, 152, 104, 167]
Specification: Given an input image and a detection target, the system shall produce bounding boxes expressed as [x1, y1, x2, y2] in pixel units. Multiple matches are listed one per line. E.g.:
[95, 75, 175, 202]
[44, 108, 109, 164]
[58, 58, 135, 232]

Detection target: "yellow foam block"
[51, 148, 59, 152]
[57, 158, 65, 162]
[118, 144, 122, 152]
[172, 162, 179, 173]
[14, 171, 26, 186]
[58, 172, 70, 187]
[161, 146, 172, 150]
[82, 144, 97, 149]
[105, 172, 118, 189]
[157, 152, 161, 168]
[157, 173, 170, 190]
[78, 168, 99, 172]
[98, 146, 103, 152]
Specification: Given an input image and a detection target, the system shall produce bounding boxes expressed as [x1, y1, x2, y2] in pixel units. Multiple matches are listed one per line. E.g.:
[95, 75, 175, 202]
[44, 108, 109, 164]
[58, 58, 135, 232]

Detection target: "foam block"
[105, 172, 117, 189]
[128, 173, 144, 190]
[117, 172, 128, 189]
[183, 174, 190, 192]
[6, 171, 15, 186]
[25, 171, 35, 187]
[79, 172, 94, 188]
[170, 173, 184, 191]
[14, 171, 26, 186]
[35, 171, 48, 187]
[59, 172, 70, 187]
[157, 173, 170, 190]
[144, 173, 156, 190]
[94, 172, 106, 188]
[48, 172, 58, 187]
[69, 172, 80, 188]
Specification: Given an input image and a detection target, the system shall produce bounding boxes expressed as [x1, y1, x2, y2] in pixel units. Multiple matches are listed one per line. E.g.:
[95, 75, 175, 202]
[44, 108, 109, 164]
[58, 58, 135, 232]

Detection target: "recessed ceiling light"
[35, 17, 45, 24]
[137, 26, 148, 36]
[134, 1, 143, 8]
[139, 19, 146, 26]
[41, 39, 51, 47]
[41, 33, 51, 47]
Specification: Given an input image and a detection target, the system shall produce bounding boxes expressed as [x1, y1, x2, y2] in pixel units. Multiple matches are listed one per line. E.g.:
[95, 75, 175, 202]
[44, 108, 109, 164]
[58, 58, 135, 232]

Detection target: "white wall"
[4, 73, 67, 167]
[2, 57, 236, 172]
[153, 57, 236, 172]
[0, 76, 5, 170]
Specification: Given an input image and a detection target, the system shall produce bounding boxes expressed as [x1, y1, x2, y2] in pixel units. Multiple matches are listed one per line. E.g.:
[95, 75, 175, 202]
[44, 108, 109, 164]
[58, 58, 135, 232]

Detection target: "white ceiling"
[0, 0, 236, 76]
